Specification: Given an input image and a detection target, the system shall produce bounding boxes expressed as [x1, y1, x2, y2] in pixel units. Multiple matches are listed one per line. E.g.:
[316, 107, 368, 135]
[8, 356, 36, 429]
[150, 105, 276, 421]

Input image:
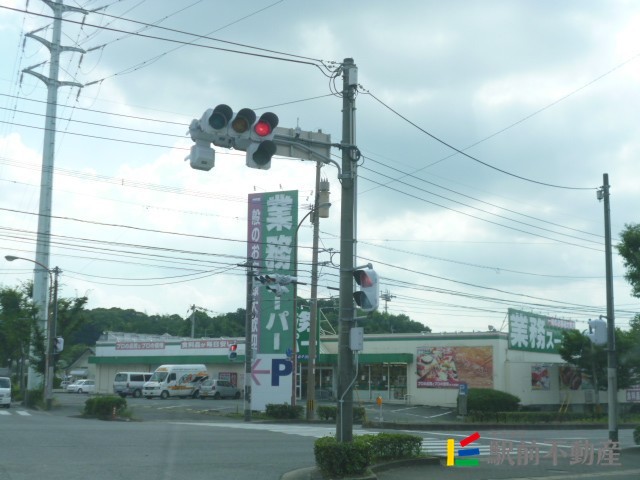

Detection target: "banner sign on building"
[416, 346, 493, 389]
[296, 304, 310, 360]
[508, 308, 575, 353]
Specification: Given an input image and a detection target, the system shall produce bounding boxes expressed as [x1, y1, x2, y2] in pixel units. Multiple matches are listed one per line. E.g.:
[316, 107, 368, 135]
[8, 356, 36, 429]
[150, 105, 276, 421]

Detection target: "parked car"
[113, 372, 152, 398]
[199, 379, 240, 399]
[0, 377, 11, 408]
[66, 379, 95, 394]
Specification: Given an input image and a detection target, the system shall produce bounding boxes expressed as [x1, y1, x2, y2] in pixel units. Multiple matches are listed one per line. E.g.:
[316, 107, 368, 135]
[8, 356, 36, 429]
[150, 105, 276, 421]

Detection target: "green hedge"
[467, 410, 604, 423]
[360, 433, 422, 461]
[634, 426, 640, 445]
[315, 436, 371, 477]
[467, 388, 520, 413]
[317, 405, 366, 423]
[265, 403, 303, 419]
[314, 432, 422, 477]
[83, 396, 127, 420]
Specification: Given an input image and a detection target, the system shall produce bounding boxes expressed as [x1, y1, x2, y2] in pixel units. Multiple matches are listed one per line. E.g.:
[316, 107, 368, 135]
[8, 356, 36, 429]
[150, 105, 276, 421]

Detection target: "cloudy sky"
[0, 0, 639, 334]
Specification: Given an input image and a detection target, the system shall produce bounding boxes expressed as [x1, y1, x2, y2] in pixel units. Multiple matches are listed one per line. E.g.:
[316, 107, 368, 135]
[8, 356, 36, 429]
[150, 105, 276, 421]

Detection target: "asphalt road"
[2, 393, 638, 480]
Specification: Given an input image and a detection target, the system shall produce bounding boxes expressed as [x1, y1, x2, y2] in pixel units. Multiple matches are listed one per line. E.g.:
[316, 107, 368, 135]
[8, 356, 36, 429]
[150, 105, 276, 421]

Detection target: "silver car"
[66, 379, 95, 394]
[199, 379, 240, 399]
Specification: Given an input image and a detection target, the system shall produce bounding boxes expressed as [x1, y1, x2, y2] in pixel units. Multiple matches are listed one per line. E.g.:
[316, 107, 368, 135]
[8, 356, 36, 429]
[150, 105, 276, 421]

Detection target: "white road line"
[0, 410, 31, 416]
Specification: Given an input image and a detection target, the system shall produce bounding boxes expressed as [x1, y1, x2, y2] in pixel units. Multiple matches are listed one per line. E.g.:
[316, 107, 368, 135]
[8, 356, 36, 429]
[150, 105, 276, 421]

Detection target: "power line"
[357, 174, 603, 252]
[0, 4, 333, 77]
[362, 89, 596, 191]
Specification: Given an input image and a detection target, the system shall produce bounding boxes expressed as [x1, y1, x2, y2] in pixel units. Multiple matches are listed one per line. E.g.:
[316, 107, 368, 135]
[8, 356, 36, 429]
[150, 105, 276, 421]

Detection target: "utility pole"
[305, 165, 329, 420]
[381, 290, 395, 314]
[243, 260, 254, 422]
[599, 173, 618, 443]
[45, 266, 60, 410]
[23, 0, 85, 389]
[336, 58, 358, 443]
[190, 305, 196, 338]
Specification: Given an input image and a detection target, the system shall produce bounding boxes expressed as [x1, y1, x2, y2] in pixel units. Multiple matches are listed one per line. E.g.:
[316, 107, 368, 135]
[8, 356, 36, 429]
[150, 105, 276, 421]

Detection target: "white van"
[113, 372, 153, 398]
[142, 364, 208, 399]
[0, 377, 11, 408]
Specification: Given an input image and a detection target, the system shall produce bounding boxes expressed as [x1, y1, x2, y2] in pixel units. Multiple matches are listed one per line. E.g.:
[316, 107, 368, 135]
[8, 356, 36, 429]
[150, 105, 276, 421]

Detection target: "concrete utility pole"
[336, 58, 358, 443]
[599, 173, 618, 443]
[243, 260, 254, 422]
[23, 0, 85, 389]
[305, 169, 329, 420]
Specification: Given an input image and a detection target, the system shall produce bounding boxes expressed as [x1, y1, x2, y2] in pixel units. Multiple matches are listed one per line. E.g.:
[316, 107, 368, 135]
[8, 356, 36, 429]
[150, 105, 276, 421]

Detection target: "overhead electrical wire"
[357, 174, 603, 252]
[361, 89, 596, 191]
[0, 5, 334, 77]
[363, 156, 603, 240]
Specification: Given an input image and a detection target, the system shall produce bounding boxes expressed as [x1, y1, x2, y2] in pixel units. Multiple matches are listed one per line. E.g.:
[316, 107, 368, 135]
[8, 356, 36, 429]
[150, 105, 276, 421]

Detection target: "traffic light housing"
[194, 105, 279, 171]
[246, 112, 279, 170]
[255, 274, 297, 296]
[228, 343, 238, 360]
[54, 336, 64, 353]
[353, 267, 379, 312]
[587, 318, 607, 346]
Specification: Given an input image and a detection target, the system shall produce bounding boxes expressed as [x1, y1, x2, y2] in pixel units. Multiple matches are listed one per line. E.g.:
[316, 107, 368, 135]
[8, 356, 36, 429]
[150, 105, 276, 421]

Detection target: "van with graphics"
[113, 372, 152, 398]
[142, 364, 208, 399]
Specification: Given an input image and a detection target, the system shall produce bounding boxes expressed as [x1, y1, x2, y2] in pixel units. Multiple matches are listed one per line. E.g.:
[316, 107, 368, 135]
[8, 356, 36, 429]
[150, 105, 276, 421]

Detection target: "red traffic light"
[254, 112, 279, 137]
[229, 343, 238, 351]
[354, 270, 374, 287]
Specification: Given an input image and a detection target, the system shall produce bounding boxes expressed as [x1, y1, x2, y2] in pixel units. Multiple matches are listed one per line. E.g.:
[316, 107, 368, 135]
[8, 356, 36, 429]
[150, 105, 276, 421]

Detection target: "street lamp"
[292, 200, 331, 411]
[4, 255, 60, 410]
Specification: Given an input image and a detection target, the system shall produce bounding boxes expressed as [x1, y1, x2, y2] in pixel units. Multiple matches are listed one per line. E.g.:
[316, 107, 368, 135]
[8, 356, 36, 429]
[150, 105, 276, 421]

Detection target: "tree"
[617, 223, 640, 298]
[0, 284, 39, 393]
[559, 328, 637, 392]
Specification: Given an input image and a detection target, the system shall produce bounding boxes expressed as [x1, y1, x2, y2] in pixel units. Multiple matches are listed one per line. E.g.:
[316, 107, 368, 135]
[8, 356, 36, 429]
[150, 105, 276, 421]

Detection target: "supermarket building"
[88, 309, 634, 409]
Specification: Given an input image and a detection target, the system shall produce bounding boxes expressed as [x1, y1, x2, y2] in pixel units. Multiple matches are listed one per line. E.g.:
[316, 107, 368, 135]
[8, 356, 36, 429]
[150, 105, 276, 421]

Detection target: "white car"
[66, 379, 95, 394]
[0, 377, 11, 408]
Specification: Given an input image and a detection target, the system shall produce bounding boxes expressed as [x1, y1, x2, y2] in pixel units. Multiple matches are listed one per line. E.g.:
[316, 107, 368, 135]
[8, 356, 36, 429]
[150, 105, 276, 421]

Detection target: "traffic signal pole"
[336, 58, 358, 443]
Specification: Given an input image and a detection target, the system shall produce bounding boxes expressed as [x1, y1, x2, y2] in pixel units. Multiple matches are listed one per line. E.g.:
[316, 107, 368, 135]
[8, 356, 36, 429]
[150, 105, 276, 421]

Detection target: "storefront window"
[356, 363, 407, 400]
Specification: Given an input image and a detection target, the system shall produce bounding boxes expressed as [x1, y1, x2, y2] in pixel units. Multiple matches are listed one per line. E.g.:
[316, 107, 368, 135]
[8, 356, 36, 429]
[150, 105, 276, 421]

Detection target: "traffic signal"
[194, 105, 279, 170]
[587, 318, 607, 346]
[54, 336, 64, 353]
[255, 274, 298, 296]
[199, 104, 233, 148]
[246, 112, 279, 170]
[353, 267, 379, 312]
[228, 343, 238, 360]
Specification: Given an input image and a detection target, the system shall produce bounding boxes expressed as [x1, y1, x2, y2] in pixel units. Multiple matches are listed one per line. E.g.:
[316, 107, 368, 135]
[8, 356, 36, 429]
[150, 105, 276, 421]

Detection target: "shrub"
[467, 388, 520, 413]
[361, 432, 422, 461]
[24, 389, 43, 409]
[634, 426, 640, 445]
[466, 410, 603, 423]
[84, 396, 127, 420]
[314, 432, 422, 477]
[314, 436, 371, 477]
[316, 405, 366, 423]
[265, 403, 303, 419]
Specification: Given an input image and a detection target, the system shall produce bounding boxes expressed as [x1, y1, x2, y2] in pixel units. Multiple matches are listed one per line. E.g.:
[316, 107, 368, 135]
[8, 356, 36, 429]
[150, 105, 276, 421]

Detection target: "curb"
[281, 457, 440, 480]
